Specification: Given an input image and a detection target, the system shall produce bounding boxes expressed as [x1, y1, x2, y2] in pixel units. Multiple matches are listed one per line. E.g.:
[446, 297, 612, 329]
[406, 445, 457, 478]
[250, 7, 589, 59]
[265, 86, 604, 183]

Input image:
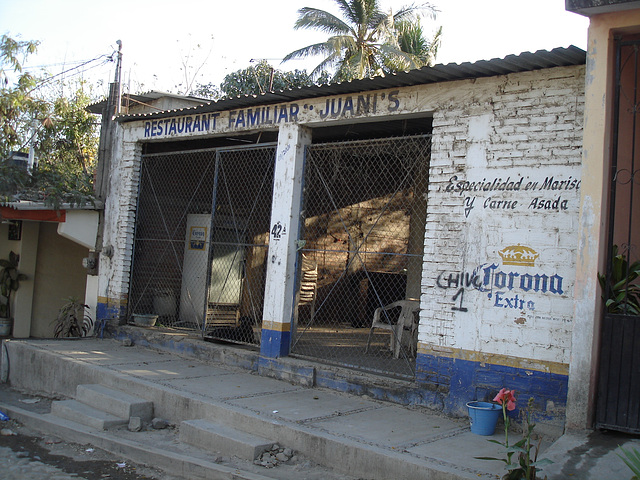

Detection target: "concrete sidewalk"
[0, 334, 637, 480]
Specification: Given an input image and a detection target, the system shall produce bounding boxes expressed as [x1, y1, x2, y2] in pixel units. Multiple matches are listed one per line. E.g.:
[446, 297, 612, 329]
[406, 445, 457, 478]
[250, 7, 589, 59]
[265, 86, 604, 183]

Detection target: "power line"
[30, 53, 114, 91]
[22, 57, 109, 71]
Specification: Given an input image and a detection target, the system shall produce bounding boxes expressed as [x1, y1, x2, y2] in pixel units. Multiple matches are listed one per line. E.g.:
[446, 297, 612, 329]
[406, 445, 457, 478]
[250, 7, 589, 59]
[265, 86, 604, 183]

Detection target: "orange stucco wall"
[567, 8, 640, 431]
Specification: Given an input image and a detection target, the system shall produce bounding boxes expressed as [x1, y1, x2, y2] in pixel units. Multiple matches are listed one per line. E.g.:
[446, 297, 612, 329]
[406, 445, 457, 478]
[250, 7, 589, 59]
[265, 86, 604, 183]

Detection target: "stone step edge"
[51, 399, 127, 430]
[0, 402, 276, 480]
[180, 418, 273, 461]
[76, 384, 153, 421]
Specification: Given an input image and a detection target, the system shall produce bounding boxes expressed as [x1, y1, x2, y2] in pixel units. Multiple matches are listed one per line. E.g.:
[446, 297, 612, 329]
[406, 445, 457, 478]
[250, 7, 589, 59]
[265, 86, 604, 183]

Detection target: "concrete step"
[51, 399, 127, 430]
[180, 418, 273, 461]
[2, 403, 332, 480]
[76, 384, 153, 421]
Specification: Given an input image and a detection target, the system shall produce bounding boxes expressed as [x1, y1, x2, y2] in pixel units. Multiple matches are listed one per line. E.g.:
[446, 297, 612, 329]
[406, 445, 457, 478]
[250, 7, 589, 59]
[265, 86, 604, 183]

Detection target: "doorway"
[291, 134, 431, 379]
[595, 35, 640, 434]
[129, 144, 276, 346]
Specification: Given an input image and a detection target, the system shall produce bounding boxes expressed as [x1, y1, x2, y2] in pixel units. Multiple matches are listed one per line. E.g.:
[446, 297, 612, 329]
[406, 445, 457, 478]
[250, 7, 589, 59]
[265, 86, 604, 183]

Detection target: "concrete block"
[180, 418, 272, 461]
[128, 416, 142, 432]
[76, 384, 153, 421]
[152, 417, 169, 429]
[51, 399, 126, 430]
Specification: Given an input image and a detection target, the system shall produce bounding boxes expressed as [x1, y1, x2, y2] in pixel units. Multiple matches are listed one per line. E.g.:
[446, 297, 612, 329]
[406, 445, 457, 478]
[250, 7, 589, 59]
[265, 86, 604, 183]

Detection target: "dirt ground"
[0, 424, 172, 479]
[0, 383, 175, 480]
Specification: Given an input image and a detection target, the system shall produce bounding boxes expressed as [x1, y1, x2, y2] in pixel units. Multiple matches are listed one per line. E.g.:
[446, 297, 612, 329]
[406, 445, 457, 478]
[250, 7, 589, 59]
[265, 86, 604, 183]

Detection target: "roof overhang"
[566, 0, 640, 16]
[0, 201, 102, 223]
[116, 46, 587, 123]
[87, 91, 210, 115]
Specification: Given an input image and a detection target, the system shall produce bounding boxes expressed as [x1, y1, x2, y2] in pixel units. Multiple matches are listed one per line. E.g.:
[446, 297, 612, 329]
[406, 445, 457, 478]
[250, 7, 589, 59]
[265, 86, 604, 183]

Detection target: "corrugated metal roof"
[118, 46, 586, 122]
[566, 0, 640, 16]
[87, 91, 210, 115]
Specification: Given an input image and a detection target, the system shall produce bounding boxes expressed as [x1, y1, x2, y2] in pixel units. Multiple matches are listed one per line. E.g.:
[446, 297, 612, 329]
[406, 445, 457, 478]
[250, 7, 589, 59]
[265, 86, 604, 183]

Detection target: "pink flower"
[493, 388, 517, 411]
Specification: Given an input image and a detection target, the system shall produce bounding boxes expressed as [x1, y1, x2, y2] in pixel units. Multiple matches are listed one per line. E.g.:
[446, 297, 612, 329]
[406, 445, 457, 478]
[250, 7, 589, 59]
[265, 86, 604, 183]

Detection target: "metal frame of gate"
[129, 143, 276, 346]
[291, 134, 431, 379]
[595, 36, 640, 433]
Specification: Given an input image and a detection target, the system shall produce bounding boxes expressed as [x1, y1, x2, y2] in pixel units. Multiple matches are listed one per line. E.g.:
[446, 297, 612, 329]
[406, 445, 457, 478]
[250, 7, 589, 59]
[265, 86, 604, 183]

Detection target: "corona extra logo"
[498, 245, 539, 267]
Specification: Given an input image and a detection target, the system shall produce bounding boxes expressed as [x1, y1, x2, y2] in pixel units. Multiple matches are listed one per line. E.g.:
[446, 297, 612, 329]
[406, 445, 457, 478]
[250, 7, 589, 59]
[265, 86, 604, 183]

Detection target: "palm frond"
[334, 0, 357, 24]
[393, 3, 435, 22]
[379, 43, 419, 71]
[283, 42, 336, 61]
[285, 0, 438, 81]
[311, 48, 346, 79]
[294, 7, 352, 35]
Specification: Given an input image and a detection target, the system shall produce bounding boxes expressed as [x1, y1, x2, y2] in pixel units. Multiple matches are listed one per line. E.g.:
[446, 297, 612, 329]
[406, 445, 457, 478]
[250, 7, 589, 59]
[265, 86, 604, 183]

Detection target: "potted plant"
[598, 245, 640, 314]
[475, 389, 552, 480]
[0, 251, 27, 336]
[52, 297, 94, 338]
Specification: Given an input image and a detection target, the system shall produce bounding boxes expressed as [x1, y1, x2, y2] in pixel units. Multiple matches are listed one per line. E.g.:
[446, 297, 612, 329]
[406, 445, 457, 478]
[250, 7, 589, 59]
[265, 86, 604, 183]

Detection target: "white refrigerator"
[179, 214, 245, 327]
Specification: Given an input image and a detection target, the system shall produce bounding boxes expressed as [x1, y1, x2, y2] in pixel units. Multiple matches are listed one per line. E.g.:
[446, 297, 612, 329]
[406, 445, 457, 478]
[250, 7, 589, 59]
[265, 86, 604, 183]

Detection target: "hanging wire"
[28, 53, 114, 93]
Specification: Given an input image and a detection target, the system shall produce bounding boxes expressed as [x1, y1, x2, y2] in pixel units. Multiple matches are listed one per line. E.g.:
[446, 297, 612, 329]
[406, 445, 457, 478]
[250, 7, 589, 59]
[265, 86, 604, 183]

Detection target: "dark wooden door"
[595, 314, 640, 433]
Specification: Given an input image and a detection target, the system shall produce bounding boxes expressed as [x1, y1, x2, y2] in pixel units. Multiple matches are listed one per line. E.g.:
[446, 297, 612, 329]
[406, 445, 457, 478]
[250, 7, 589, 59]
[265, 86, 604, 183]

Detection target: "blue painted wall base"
[96, 301, 127, 324]
[105, 325, 568, 426]
[416, 352, 568, 422]
[260, 328, 291, 358]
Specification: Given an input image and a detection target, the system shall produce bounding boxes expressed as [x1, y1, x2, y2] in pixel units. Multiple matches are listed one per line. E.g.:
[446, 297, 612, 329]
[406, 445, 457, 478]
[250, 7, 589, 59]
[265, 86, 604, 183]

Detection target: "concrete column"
[85, 275, 99, 334]
[565, 11, 640, 431]
[13, 221, 39, 338]
[97, 130, 136, 325]
[260, 124, 311, 357]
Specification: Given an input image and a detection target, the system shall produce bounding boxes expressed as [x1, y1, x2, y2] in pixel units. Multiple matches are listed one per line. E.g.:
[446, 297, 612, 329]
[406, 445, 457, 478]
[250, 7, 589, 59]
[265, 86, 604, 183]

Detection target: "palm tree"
[394, 18, 441, 70]
[283, 0, 439, 82]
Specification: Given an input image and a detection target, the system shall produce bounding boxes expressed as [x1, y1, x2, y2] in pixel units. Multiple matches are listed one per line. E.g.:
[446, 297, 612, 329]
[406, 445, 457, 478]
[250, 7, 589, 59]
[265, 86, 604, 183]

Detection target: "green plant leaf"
[487, 439, 506, 446]
[613, 277, 636, 291]
[506, 446, 527, 454]
[619, 446, 640, 477]
[531, 458, 553, 467]
[474, 456, 506, 463]
[599, 246, 640, 313]
[51, 296, 93, 338]
[504, 469, 526, 480]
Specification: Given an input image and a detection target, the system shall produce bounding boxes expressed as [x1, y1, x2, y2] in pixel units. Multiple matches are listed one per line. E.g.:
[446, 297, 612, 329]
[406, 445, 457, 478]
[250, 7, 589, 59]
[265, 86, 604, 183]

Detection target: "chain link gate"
[291, 135, 431, 379]
[129, 144, 276, 346]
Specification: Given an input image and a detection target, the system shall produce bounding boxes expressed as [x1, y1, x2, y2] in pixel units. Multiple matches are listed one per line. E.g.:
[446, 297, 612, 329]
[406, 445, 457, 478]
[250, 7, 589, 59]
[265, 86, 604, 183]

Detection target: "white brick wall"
[98, 128, 141, 309]
[102, 64, 585, 363]
[421, 65, 585, 366]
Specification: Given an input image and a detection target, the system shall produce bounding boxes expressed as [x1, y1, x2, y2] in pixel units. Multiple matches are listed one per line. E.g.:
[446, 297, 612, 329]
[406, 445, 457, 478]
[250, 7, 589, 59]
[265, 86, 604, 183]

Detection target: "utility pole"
[113, 40, 123, 115]
[91, 40, 123, 327]
[94, 40, 123, 257]
[96, 40, 122, 201]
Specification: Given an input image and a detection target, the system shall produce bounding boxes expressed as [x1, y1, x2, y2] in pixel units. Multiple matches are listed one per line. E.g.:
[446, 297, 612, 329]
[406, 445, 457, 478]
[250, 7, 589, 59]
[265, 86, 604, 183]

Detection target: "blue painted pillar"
[260, 124, 311, 357]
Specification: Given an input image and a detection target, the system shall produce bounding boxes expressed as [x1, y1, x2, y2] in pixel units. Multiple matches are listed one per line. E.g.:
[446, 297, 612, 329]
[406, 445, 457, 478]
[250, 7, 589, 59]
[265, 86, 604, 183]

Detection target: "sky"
[0, 0, 589, 98]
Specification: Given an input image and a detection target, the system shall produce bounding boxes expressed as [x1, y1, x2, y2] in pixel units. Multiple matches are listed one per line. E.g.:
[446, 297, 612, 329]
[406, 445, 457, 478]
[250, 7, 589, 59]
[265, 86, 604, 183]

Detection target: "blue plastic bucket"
[466, 401, 502, 436]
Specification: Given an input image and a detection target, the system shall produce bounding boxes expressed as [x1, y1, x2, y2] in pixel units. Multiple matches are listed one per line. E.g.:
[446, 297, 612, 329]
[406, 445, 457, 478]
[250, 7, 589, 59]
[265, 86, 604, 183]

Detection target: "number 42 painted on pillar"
[271, 221, 286, 241]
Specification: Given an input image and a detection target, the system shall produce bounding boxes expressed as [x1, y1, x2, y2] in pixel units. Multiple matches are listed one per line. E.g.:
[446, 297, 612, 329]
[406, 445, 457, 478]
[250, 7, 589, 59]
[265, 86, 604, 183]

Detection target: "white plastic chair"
[365, 299, 420, 358]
